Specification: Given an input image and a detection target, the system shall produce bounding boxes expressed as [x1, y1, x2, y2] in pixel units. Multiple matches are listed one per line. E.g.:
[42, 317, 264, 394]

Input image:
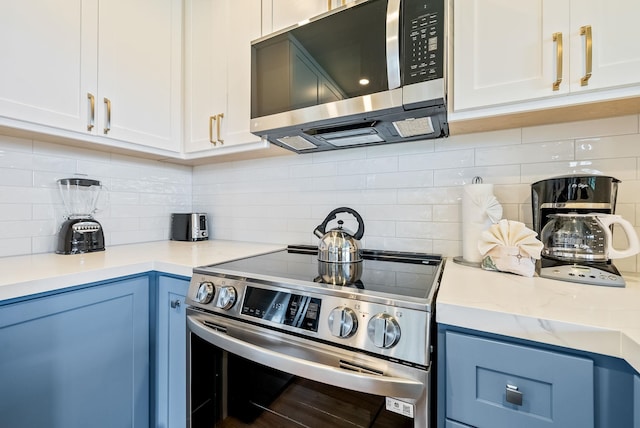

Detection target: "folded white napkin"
[478, 219, 543, 277]
[461, 184, 503, 262]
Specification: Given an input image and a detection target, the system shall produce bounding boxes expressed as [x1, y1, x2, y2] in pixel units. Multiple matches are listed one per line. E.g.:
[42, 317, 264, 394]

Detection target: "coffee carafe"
[531, 174, 634, 287]
[540, 213, 639, 262]
[56, 177, 105, 255]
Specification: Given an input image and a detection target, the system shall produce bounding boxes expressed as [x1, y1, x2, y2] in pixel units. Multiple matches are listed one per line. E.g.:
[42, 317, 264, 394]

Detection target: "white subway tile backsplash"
[399, 148, 474, 171]
[0, 238, 31, 257]
[337, 156, 398, 175]
[0, 168, 32, 187]
[0, 135, 192, 256]
[0, 150, 34, 170]
[522, 115, 638, 143]
[436, 128, 521, 150]
[476, 140, 574, 166]
[575, 134, 640, 160]
[434, 164, 520, 186]
[366, 205, 432, 222]
[3, 113, 640, 275]
[365, 170, 434, 189]
[193, 114, 640, 273]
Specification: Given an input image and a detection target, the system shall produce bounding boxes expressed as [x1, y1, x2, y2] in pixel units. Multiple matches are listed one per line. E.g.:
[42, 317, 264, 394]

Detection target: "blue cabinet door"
[635, 374, 640, 428]
[445, 331, 594, 428]
[156, 275, 189, 428]
[0, 276, 150, 428]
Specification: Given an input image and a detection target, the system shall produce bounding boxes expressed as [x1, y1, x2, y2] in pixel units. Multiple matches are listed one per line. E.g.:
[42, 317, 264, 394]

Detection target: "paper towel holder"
[454, 175, 493, 268]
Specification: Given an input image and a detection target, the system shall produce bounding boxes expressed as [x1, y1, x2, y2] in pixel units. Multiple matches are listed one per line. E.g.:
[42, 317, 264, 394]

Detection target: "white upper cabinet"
[263, 1, 330, 34]
[453, 0, 569, 110]
[0, 0, 92, 132]
[0, 0, 182, 153]
[96, 0, 182, 152]
[183, 0, 266, 154]
[453, 0, 640, 112]
[568, 0, 640, 93]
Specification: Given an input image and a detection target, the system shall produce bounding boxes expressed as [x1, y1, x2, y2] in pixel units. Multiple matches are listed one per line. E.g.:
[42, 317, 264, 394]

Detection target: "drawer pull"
[506, 384, 523, 406]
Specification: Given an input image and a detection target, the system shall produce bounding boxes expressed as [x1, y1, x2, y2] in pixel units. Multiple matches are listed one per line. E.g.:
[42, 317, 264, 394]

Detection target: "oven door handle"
[187, 316, 425, 399]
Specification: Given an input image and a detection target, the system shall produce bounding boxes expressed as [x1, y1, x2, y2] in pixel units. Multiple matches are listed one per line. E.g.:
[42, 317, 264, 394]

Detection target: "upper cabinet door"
[263, 0, 331, 35]
[97, 0, 182, 151]
[453, 0, 570, 111]
[0, 0, 97, 132]
[225, 1, 264, 146]
[569, 0, 640, 92]
[184, 0, 267, 154]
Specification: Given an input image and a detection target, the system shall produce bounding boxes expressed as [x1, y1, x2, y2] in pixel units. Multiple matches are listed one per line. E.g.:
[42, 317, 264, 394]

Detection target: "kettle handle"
[597, 215, 640, 259]
[313, 207, 365, 240]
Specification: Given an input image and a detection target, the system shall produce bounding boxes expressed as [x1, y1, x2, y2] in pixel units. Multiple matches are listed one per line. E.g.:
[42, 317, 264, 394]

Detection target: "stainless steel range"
[186, 245, 444, 428]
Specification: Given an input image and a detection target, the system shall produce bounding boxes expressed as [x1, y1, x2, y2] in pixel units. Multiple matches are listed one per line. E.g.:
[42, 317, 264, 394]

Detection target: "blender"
[56, 177, 105, 254]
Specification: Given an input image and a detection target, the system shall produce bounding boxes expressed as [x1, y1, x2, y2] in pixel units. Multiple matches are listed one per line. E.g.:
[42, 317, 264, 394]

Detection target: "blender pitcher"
[58, 178, 103, 218]
[55, 178, 106, 254]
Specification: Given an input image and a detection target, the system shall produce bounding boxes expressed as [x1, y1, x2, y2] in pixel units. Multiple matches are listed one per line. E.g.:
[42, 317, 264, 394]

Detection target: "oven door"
[187, 309, 430, 428]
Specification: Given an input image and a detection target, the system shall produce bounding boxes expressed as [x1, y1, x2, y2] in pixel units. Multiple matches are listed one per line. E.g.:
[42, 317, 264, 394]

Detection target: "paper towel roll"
[461, 183, 502, 263]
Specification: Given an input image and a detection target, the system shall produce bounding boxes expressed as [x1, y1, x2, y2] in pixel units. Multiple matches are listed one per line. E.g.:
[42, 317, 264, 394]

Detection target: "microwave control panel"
[403, 0, 444, 85]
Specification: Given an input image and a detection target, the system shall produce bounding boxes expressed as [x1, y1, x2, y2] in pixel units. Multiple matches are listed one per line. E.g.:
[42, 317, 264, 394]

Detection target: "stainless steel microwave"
[250, 0, 447, 154]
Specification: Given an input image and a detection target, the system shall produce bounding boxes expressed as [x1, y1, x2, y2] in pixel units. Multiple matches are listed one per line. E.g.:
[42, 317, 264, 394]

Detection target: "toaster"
[171, 213, 208, 241]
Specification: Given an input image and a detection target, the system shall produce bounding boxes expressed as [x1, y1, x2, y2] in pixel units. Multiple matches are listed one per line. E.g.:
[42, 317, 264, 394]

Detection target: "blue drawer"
[445, 331, 594, 428]
[446, 418, 473, 427]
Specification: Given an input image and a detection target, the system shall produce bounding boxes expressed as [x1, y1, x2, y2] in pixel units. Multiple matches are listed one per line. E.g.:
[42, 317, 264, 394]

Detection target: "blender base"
[56, 218, 105, 255]
[538, 258, 625, 287]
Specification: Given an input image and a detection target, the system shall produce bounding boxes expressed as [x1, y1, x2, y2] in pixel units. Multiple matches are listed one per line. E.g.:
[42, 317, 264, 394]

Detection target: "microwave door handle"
[386, 0, 401, 89]
[187, 316, 424, 399]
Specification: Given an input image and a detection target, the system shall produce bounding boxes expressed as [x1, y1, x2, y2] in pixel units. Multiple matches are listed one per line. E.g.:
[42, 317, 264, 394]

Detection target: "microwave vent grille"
[277, 136, 318, 151]
[392, 117, 435, 138]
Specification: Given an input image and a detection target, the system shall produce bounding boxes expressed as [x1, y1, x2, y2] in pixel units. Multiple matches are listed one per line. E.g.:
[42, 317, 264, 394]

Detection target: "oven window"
[189, 333, 414, 428]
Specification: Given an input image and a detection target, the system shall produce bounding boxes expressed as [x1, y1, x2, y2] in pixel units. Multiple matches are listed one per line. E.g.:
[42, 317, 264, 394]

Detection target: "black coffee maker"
[531, 174, 623, 286]
[56, 178, 105, 255]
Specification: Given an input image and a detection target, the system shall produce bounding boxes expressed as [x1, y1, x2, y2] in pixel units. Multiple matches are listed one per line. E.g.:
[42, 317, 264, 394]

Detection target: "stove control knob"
[328, 307, 358, 338]
[367, 313, 401, 348]
[215, 286, 237, 310]
[194, 281, 215, 304]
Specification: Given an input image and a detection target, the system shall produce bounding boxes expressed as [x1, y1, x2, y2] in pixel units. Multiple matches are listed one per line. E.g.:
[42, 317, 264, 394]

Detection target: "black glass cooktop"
[202, 245, 443, 300]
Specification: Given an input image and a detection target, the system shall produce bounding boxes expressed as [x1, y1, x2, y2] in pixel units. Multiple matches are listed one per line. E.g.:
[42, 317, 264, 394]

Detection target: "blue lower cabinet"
[445, 331, 594, 428]
[0, 276, 150, 428]
[154, 274, 189, 428]
[635, 375, 640, 428]
[446, 419, 473, 427]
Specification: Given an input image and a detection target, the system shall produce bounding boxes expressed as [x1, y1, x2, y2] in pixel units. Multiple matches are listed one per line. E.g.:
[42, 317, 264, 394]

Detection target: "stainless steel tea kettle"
[313, 207, 365, 263]
[540, 213, 640, 262]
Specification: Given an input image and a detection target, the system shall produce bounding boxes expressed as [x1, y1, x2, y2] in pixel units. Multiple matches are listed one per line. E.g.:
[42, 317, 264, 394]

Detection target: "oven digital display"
[242, 287, 321, 332]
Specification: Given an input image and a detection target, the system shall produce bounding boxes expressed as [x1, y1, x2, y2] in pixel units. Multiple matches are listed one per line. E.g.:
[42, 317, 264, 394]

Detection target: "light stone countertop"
[436, 259, 640, 373]
[2, 241, 638, 373]
[0, 240, 284, 302]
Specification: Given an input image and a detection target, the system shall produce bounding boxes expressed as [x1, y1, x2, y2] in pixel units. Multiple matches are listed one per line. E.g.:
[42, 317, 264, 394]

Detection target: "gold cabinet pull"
[552, 32, 563, 91]
[216, 113, 224, 145]
[327, 0, 331, 9]
[87, 93, 95, 131]
[580, 25, 592, 86]
[103, 97, 111, 134]
[209, 115, 217, 145]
